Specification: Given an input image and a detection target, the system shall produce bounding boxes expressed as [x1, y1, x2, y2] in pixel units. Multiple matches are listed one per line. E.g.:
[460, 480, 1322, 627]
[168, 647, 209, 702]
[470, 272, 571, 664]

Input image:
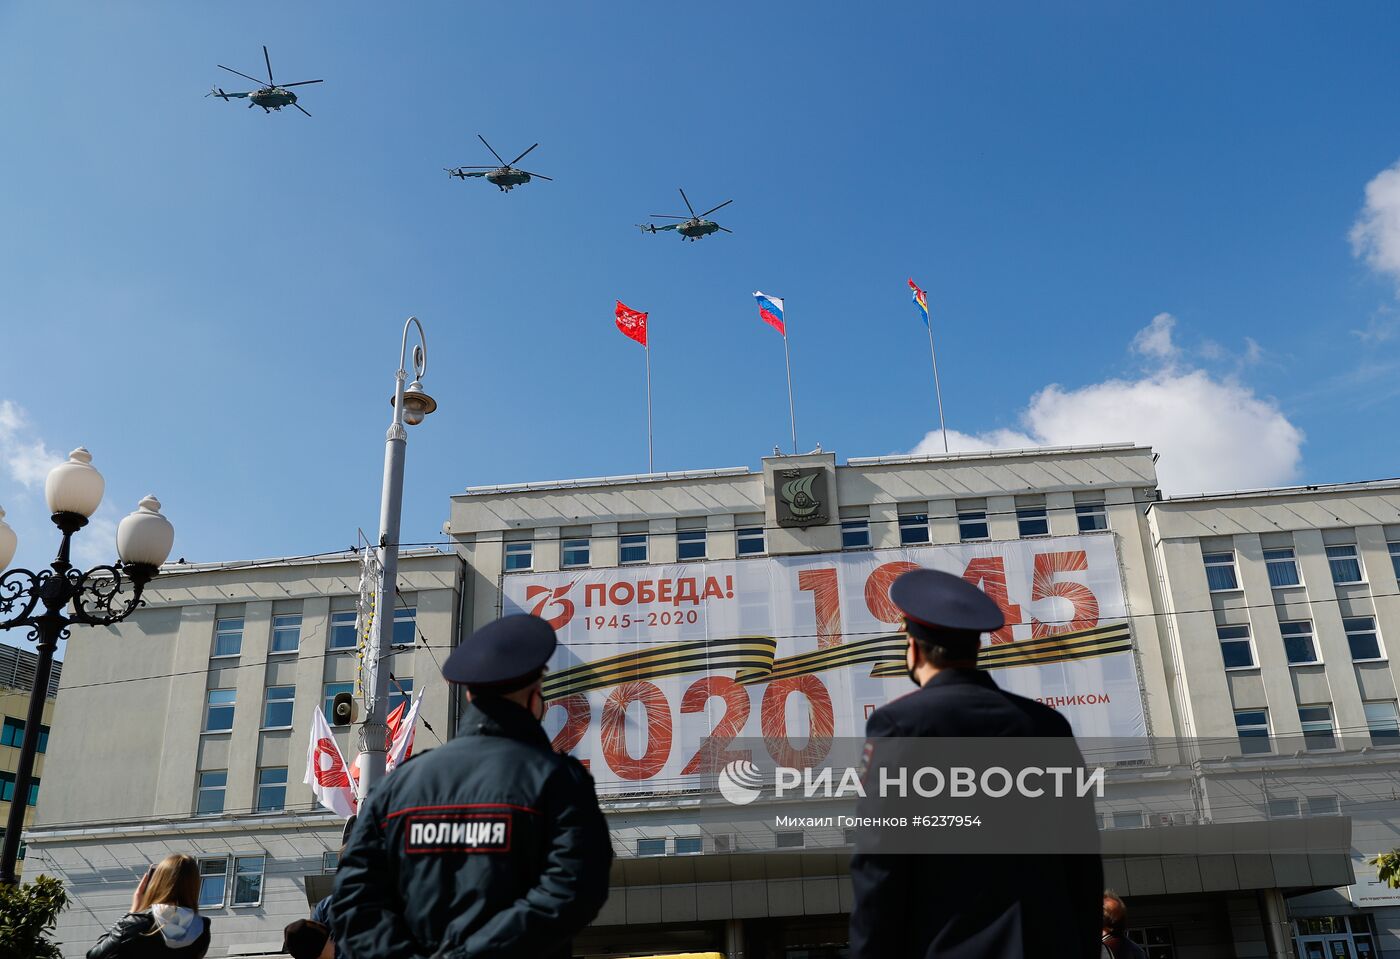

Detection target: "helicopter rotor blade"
[718, 227, 734, 234]
[509, 143, 540, 166]
[678, 188, 697, 218]
[264, 45, 274, 86]
[217, 64, 268, 87]
[280, 80, 324, 88]
[700, 199, 734, 218]
[477, 135, 508, 166]
[520, 171, 553, 181]
[648, 214, 688, 219]
[292, 101, 313, 117]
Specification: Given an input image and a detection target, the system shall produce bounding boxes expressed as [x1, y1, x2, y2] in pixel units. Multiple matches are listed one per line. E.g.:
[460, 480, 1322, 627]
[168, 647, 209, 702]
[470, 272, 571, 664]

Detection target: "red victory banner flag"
[615, 301, 648, 347]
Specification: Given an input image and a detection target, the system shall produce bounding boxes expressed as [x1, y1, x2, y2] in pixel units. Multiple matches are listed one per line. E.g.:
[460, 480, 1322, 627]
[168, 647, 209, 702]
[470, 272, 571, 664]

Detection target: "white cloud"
[1131, 312, 1178, 361]
[0, 401, 62, 489]
[910, 317, 1305, 495]
[1352, 159, 1400, 290]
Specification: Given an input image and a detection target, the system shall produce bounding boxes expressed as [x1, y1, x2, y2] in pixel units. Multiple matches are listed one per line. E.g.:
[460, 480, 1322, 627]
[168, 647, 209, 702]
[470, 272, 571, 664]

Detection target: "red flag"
[615, 300, 648, 347]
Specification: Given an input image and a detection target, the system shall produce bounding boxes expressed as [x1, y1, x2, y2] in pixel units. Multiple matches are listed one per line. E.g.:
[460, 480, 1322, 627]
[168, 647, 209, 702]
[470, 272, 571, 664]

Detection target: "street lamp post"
[0, 448, 173, 885]
[359, 317, 436, 798]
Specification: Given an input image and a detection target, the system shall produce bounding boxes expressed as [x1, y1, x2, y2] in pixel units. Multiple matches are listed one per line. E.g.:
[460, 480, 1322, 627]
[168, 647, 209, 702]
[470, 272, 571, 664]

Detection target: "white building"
[26, 445, 1397, 958]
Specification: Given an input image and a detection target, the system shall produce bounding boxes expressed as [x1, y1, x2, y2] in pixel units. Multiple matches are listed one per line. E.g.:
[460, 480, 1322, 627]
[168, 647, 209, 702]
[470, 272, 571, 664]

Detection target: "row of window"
[203, 680, 414, 734]
[502, 499, 1113, 572]
[0, 772, 38, 807]
[1204, 542, 1395, 593]
[197, 855, 264, 909]
[212, 607, 417, 659]
[1234, 700, 1400, 753]
[1218, 616, 1383, 669]
[0, 718, 48, 754]
[196, 767, 287, 815]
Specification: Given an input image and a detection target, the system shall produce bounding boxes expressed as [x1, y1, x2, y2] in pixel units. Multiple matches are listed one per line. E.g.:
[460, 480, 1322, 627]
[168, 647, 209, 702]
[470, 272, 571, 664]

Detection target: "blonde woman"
[87, 854, 212, 958]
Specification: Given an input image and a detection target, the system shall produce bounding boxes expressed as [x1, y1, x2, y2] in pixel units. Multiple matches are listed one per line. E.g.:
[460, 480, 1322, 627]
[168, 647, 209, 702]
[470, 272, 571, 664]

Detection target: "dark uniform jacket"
[849, 668, 1103, 959]
[330, 696, 613, 959]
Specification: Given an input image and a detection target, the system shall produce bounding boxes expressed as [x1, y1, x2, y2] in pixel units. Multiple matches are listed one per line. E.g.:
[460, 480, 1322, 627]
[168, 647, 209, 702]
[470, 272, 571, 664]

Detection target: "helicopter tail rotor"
[206, 86, 230, 100]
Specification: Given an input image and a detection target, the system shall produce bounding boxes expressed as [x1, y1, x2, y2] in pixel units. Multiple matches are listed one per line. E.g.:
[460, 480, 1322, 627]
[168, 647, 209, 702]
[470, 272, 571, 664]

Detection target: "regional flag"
[615, 301, 648, 347]
[386, 689, 424, 773]
[909, 278, 930, 328]
[754, 291, 785, 335]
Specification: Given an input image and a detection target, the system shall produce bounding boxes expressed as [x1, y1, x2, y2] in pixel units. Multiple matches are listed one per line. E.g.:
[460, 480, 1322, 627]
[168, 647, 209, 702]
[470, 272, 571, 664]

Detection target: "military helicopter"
[207, 46, 323, 116]
[638, 189, 734, 241]
[445, 136, 553, 192]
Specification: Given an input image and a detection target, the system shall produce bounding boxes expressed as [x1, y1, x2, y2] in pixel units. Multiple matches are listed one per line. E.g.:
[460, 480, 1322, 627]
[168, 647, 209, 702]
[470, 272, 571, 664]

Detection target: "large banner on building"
[502, 534, 1145, 794]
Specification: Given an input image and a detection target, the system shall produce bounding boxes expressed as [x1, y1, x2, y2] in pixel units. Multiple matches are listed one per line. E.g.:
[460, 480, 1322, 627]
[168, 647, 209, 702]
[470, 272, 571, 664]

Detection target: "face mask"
[530, 688, 546, 722]
[906, 638, 922, 688]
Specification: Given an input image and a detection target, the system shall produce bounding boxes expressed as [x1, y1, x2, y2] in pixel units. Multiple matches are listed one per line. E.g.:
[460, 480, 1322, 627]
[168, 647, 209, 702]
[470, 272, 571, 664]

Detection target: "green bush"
[0, 875, 68, 959]
[1373, 850, 1400, 889]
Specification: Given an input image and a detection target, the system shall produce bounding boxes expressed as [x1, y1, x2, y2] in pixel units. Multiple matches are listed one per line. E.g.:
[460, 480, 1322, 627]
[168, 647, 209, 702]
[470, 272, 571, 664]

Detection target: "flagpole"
[783, 329, 797, 455]
[645, 343, 654, 473]
[925, 317, 948, 453]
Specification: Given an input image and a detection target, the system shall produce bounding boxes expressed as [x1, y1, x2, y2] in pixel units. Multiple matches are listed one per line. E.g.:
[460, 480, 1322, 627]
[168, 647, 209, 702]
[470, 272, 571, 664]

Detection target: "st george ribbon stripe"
[542, 636, 778, 700]
[542, 621, 1132, 698]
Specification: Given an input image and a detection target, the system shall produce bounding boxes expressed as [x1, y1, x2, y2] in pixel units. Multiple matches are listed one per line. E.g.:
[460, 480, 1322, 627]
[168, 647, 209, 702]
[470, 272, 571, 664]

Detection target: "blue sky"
[2, 2, 1400, 577]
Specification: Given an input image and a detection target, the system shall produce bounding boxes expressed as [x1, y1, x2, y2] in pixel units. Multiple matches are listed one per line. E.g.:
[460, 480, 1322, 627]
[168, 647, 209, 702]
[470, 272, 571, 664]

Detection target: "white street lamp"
[45, 448, 105, 518]
[360, 317, 436, 796]
[0, 509, 15, 572]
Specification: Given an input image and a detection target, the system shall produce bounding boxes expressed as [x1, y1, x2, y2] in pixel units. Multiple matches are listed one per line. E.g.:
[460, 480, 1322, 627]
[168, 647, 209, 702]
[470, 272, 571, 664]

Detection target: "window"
[205, 689, 236, 732]
[213, 617, 243, 657]
[198, 858, 228, 909]
[899, 513, 930, 545]
[329, 610, 358, 650]
[0, 773, 39, 806]
[322, 851, 339, 873]
[0, 718, 48, 753]
[958, 510, 989, 542]
[270, 614, 301, 654]
[673, 836, 703, 855]
[1125, 925, 1174, 959]
[1235, 709, 1271, 754]
[636, 838, 666, 857]
[323, 682, 354, 719]
[1263, 548, 1301, 588]
[841, 519, 870, 550]
[1217, 625, 1254, 669]
[504, 541, 532, 571]
[1279, 621, 1319, 665]
[1267, 797, 1300, 819]
[1075, 501, 1108, 532]
[736, 527, 765, 556]
[677, 529, 707, 560]
[1111, 811, 1145, 830]
[774, 831, 805, 848]
[262, 686, 295, 729]
[1326, 544, 1364, 584]
[1307, 795, 1341, 816]
[256, 767, 287, 813]
[389, 678, 414, 715]
[561, 538, 590, 568]
[619, 534, 648, 564]
[1016, 506, 1049, 538]
[1364, 700, 1400, 744]
[1299, 705, 1336, 751]
[1203, 552, 1239, 591]
[1390, 542, 1400, 580]
[393, 607, 417, 646]
[1345, 616, 1384, 661]
[232, 855, 265, 906]
[196, 771, 227, 815]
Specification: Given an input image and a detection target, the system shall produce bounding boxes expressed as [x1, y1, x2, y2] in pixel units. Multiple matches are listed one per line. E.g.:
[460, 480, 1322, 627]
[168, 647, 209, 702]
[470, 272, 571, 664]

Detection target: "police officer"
[848, 568, 1103, 959]
[330, 614, 612, 959]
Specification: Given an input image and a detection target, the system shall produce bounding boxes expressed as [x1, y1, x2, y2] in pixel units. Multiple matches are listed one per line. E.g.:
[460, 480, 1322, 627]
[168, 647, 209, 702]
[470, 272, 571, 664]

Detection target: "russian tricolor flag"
[753, 291, 785, 336]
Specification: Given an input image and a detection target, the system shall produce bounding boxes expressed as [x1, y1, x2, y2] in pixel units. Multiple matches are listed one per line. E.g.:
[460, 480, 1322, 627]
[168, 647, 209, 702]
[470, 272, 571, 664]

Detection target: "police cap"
[442, 614, 557, 687]
[890, 568, 1004, 633]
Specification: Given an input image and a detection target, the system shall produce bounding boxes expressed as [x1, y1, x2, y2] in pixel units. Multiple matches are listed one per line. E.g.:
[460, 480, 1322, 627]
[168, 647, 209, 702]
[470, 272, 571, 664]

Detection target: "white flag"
[305, 706, 357, 818]
[387, 690, 426, 772]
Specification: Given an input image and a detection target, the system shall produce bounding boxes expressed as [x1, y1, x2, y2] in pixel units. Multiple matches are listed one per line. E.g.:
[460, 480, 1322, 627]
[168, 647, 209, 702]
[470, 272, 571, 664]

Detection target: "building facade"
[0, 644, 60, 877]
[24, 445, 1400, 958]
[27, 550, 462, 958]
